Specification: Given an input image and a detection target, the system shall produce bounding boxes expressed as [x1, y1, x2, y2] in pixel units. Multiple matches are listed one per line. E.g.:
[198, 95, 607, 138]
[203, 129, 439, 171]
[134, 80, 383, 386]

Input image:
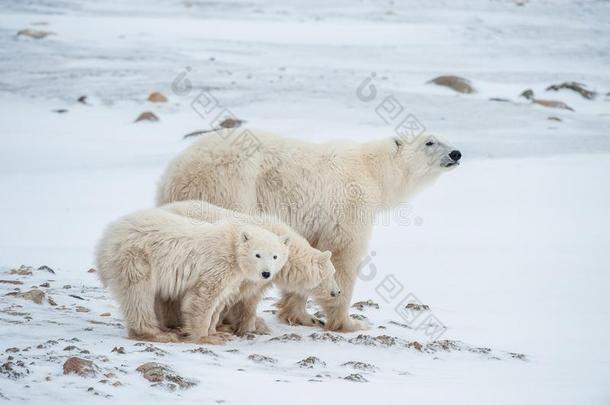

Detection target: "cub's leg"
[182, 288, 225, 345]
[121, 281, 179, 343]
[276, 292, 324, 327]
[154, 296, 183, 331]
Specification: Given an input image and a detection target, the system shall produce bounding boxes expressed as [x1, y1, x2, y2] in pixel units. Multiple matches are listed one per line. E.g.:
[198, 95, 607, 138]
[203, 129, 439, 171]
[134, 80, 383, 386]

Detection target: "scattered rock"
[268, 333, 302, 342]
[0, 280, 23, 285]
[6, 289, 45, 304]
[75, 306, 90, 313]
[297, 356, 326, 369]
[37, 265, 55, 274]
[136, 343, 167, 357]
[407, 341, 423, 351]
[489, 97, 511, 102]
[342, 361, 376, 372]
[39, 282, 50, 288]
[350, 314, 367, 321]
[37, 339, 58, 349]
[348, 334, 398, 347]
[5, 347, 19, 353]
[69, 294, 84, 300]
[308, 332, 345, 343]
[77, 95, 88, 104]
[547, 116, 562, 122]
[405, 302, 430, 311]
[247, 354, 277, 364]
[17, 29, 54, 39]
[343, 373, 368, 382]
[546, 82, 595, 99]
[63, 285, 71, 289]
[185, 347, 218, 357]
[508, 352, 528, 361]
[87, 268, 96, 273]
[99, 312, 111, 317]
[1, 360, 30, 379]
[111, 346, 125, 354]
[534, 99, 574, 111]
[53, 109, 68, 114]
[63, 357, 99, 377]
[428, 75, 475, 94]
[147, 92, 168, 103]
[351, 299, 379, 311]
[134, 111, 159, 122]
[9, 265, 33, 276]
[520, 89, 535, 100]
[136, 362, 196, 390]
[47, 296, 57, 306]
[219, 118, 244, 129]
[374, 335, 397, 346]
[388, 321, 413, 329]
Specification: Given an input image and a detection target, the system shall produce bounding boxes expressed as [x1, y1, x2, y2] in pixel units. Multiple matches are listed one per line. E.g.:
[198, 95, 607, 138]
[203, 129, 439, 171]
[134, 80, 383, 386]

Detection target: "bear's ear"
[280, 235, 290, 246]
[241, 231, 251, 243]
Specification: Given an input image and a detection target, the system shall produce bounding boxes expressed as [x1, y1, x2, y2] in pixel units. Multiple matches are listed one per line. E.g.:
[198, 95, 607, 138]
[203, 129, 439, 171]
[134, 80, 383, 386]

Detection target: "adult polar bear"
[157, 129, 461, 332]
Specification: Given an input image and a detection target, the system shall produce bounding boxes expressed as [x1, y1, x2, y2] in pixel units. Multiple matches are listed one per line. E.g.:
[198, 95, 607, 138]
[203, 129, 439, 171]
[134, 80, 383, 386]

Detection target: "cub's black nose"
[261, 271, 271, 279]
[449, 150, 462, 161]
[330, 290, 341, 297]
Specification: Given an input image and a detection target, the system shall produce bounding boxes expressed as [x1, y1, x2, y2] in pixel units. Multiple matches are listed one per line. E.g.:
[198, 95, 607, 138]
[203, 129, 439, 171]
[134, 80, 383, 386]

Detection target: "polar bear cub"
[96, 207, 289, 343]
[160, 200, 342, 335]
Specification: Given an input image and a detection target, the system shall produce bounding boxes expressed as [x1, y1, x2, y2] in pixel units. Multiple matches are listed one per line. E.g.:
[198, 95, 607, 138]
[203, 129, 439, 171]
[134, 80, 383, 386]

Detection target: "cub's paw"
[253, 317, 271, 335]
[325, 318, 368, 333]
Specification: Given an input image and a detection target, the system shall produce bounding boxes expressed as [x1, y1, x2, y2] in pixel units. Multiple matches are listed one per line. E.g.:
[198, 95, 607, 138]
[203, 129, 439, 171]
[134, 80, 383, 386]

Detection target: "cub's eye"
[273, 255, 278, 260]
[425, 141, 435, 146]
[255, 254, 261, 258]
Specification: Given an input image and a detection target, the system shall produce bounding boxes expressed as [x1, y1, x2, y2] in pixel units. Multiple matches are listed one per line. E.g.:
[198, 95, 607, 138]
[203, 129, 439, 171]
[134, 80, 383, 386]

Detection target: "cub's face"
[236, 226, 290, 282]
[310, 251, 341, 300]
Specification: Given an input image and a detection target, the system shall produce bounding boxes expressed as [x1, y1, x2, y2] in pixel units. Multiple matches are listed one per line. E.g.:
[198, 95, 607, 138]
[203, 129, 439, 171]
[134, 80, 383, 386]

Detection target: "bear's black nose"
[449, 150, 462, 161]
[330, 290, 341, 297]
[261, 271, 271, 279]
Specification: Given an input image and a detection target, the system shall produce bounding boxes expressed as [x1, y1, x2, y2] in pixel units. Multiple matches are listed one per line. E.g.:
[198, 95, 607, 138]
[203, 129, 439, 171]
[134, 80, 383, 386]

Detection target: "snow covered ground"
[1, 0, 609, 403]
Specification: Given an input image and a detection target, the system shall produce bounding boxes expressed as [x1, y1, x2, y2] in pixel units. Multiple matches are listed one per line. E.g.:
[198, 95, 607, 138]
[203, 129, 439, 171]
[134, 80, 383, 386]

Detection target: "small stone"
[9, 265, 33, 276]
[547, 116, 562, 122]
[352, 300, 379, 311]
[297, 356, 326, 369]
[37, 265, 55, 274]
[343, 373, 368, 382]
[147, 92, 168, 103]
[308, 332, 345, 343]
[87, 268, 96, 273]
[247, 354, 277, 364]
[111, 346, 125, 354]
[0, 280, 23, 285]
[546, 82, 595, 100]
[136, 362, 196, 389]
[185, 347, 218, 357]
[6, 289, 45, 304]
[405, 302, 430, 311]
[17, 29, 54, 39]
[428, 75, 475, 94]
[47, 296, 57, 306]
[99, 312, 111, 317]
[1, 360, 30, 380]
[268, 333, 302, 342]
[75, 306, 90, 313]
[5, 347, 19, 353]
[77, 96, 88, 104]
[342, 361, 376, 371]
[534, 99, 574, 111]
[219, 118, 243, 129]
[63, 357, 99, 377]
[135, 111, 159, 122]
[407, 341, 423, 351]
[69, 294, 85, 300]
[39, 282, 50, 288]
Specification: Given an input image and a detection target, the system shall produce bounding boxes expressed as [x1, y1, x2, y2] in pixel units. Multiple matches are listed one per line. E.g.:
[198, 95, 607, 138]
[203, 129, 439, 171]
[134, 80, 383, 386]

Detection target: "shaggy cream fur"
[160, 200, 340, 335]
[157, 129, 459, 332]
[96, 207, 289, 343]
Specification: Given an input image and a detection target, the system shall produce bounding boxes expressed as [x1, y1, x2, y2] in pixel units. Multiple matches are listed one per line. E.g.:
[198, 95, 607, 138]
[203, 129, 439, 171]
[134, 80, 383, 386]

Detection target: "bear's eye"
[255, 253, 261, 258]
[425, 141, 435, 146]
[273, 255, 278, 260]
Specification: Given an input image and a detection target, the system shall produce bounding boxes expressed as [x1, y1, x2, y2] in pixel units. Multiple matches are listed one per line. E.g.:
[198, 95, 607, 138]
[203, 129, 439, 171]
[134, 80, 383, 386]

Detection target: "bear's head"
[310, 251, 342, 300]
[385, 134, 461, 202]
[235, 225, 290, 282]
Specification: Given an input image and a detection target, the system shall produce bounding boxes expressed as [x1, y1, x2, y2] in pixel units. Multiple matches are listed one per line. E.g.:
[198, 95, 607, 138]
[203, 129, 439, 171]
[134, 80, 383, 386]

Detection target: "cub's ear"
[241, 231, 251, 243]
[280, 235, 290, 246]
[318, 250, 332, 262]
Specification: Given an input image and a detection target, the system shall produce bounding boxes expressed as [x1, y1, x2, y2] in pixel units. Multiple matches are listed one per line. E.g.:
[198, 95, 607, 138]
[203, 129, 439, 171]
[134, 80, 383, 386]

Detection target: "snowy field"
[1, 0, 609, 403]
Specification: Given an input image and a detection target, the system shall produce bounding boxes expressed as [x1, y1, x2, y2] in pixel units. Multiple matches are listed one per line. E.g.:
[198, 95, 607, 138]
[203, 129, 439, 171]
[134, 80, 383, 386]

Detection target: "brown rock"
[6, 289, 45, 304]
[63, 357, 98, 377]
[546, 82, 595, 100]
[99, 312, 111, 317]
[76, 306, 90, 313]
[219, 118, 243, 129]
[533, 99, 574, 111]
[147, 92, 168, 103]
[428, 75, 475, 94]
[136, 362, 196, 389]
[135, 111, 159, 122]
[0, 280, 23, 285]
[9, 265, 33, 276]
[87, 268, 96, 273]
[17, 29, 54, 39]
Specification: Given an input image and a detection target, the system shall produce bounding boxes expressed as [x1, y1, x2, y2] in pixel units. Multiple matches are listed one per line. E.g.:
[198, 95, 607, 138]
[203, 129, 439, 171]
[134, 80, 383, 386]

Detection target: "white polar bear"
[156, 129, 461, 332]
[96, 207, 289, 343]
[159, 200, 341, 336]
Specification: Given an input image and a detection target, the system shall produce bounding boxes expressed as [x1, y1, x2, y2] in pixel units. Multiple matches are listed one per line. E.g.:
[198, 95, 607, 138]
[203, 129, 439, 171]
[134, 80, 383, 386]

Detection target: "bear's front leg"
[182, 289, 226, 344]
[317, 246, 368, 333]
[276, 292, 325, 327]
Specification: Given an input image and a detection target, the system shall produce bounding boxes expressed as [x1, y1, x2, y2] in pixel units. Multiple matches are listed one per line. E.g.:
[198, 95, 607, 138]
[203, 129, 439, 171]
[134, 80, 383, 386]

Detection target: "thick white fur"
[96, 207, 288, 343]
[157, 129, 458, 332]
[160, 200, 341, 335]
